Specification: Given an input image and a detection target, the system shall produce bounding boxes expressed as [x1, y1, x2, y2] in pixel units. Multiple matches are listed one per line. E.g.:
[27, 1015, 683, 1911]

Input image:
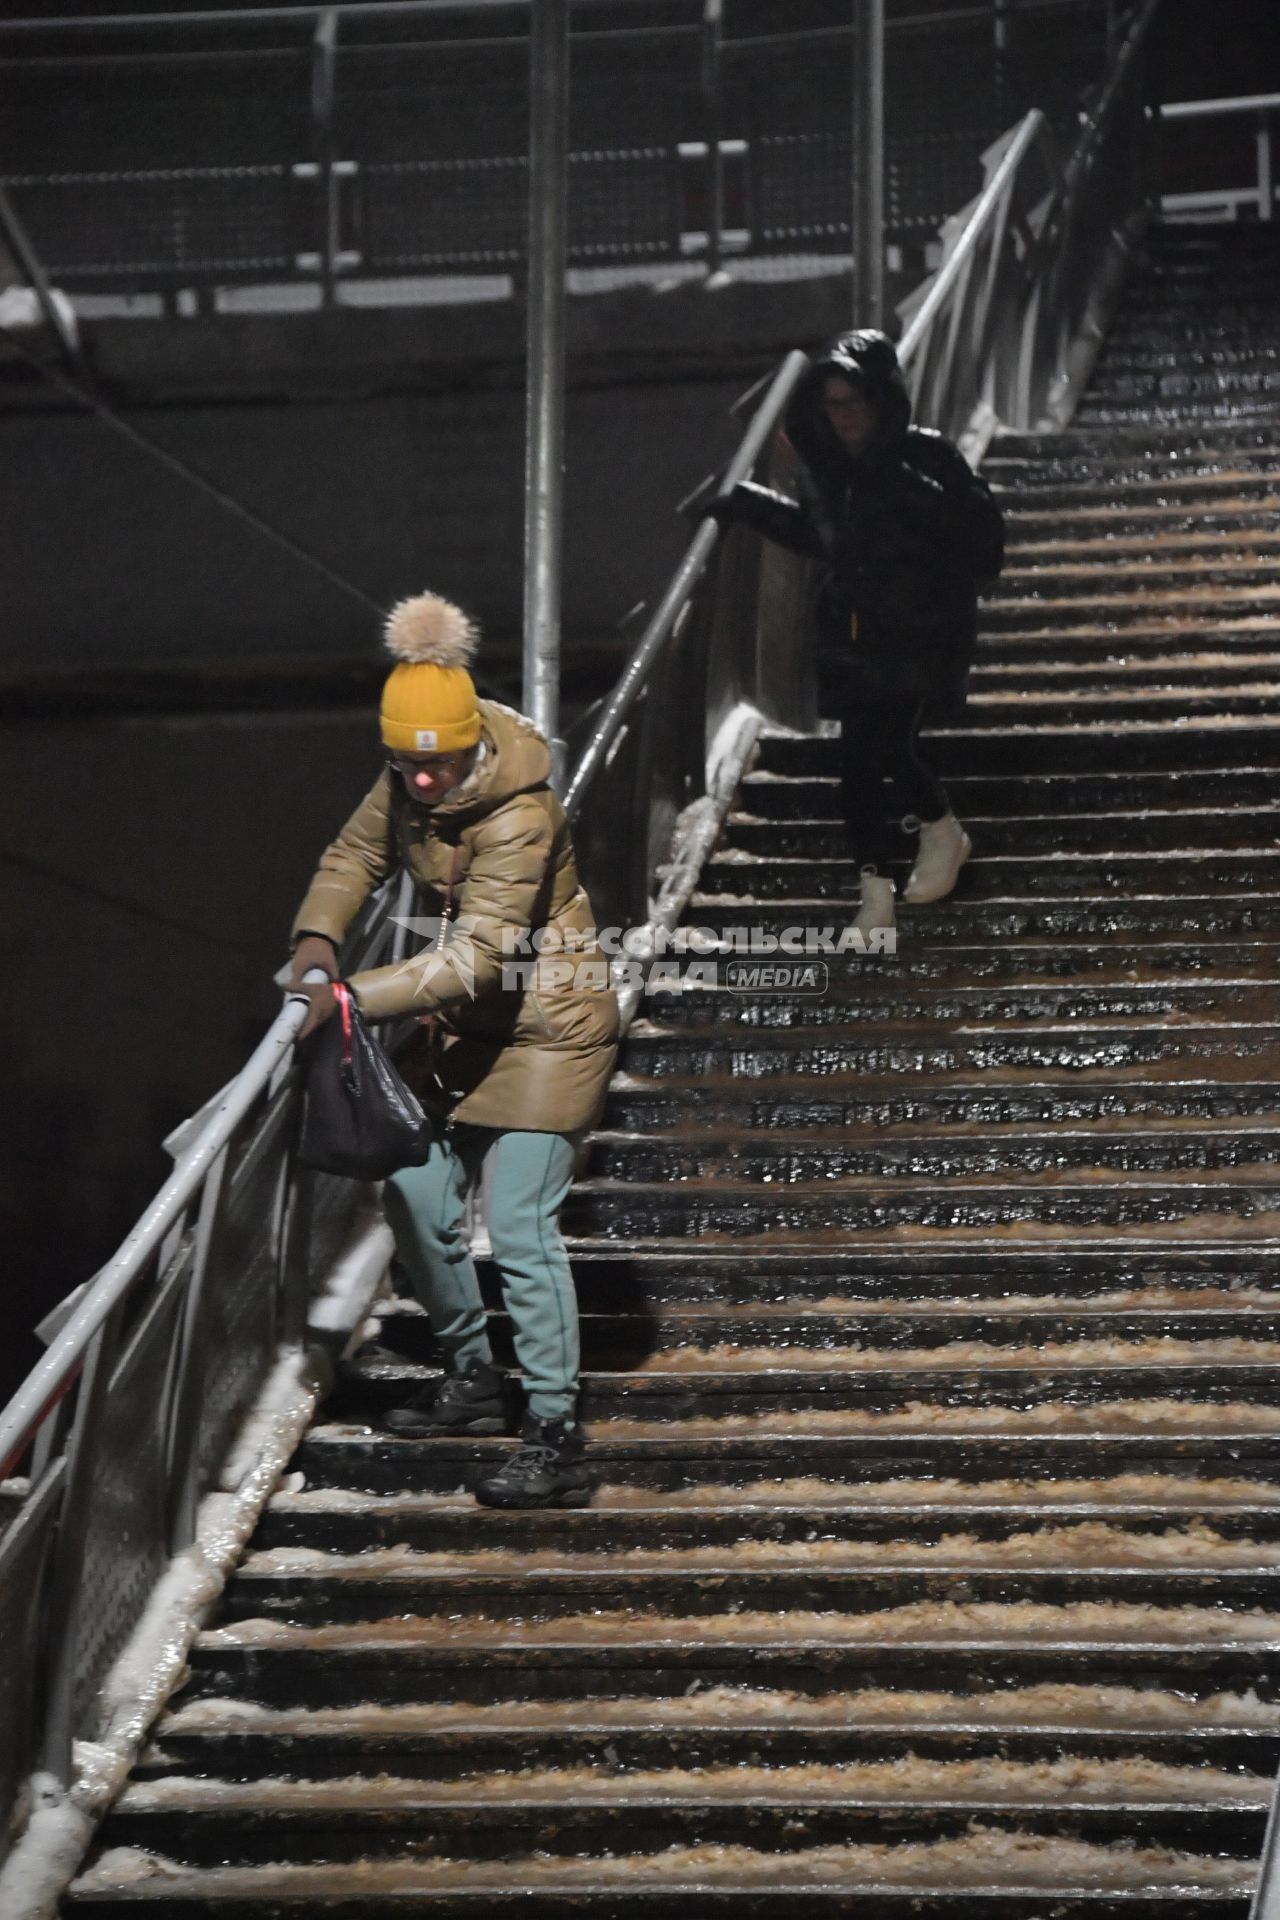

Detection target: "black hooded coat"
[718, 330, 1005, 712]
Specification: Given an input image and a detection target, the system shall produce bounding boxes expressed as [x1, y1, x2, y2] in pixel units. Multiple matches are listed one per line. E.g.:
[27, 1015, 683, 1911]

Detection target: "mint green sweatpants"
[382, 1125, 581, 1423]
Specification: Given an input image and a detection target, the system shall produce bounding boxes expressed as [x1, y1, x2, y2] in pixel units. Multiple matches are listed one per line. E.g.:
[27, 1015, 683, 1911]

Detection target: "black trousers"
[839, 693, 949, 874]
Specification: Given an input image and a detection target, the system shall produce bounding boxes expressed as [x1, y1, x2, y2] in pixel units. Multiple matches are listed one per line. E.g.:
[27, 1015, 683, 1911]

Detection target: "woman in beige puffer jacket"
[288, 593, 618, 1509]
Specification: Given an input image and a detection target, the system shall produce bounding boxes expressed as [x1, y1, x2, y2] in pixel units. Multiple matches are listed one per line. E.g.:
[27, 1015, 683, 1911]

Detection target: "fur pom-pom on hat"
[384, 592, 479, 669]
[379, 592, 482, 754]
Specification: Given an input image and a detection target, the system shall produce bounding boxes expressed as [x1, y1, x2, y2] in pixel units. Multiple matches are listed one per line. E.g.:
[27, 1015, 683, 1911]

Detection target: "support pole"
[523, 0, 569, 757]
[993, 0, 1016, 129]
[312, 8, 339, 307]
[851, 0, 885, 329]
[702, 0, 725, 280]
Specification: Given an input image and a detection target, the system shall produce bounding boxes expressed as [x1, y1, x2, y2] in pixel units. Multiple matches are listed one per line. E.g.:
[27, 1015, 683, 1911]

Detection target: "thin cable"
[0, 844, 260, 970]
[0, 320, 386, 620]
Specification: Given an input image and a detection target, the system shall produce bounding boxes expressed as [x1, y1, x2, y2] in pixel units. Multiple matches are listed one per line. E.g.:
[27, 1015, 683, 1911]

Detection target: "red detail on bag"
[334, 982, 354, 1064]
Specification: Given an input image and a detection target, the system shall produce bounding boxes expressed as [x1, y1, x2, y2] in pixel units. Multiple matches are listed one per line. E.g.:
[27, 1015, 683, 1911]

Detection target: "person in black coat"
[705, 328, 1005, 942]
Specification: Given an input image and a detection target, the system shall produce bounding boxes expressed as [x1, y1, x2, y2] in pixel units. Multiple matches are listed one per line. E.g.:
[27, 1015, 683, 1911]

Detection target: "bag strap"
[333, 981, 354, 1066]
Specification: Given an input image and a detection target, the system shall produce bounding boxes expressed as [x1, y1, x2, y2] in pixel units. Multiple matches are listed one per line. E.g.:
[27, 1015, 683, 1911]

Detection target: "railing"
[0, 1, 1112, 304]
[0, 0, 1162, 1893]
[0, 895, 402, 1868]
[1160, 92, 1280, 223]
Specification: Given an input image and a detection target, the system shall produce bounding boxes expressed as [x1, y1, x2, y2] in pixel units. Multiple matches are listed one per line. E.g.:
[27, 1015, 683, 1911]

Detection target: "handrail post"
[702, 0, 725, 280]
[166, 1151, 231, 1551]
[38, 1312, 122, 1783]
[312, 7, 340, 307]
[523, 0, 570, 761]
[851, 0, 885, 327]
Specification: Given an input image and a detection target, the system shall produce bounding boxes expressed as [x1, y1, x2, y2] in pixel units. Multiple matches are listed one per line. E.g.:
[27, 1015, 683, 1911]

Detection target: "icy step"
[258, 1489, 1280, 1559]
[697, 846, 1280, 900]
[138, 1700, 1280, 1787]
[89, 1760, 1271, 1869]
[604, 1074, 1280, 1135]
[583, 1118, 1280, 1180]
[616, 1012, 1280, 1078]
[753, 717, 1280, 779]
[738, 769, 1280, 815]
[724, 808, 1280, 854]
[218, 1543, 1280, 1626]
[179, 1602, 1280, 1716]
[292, 1418, 1280, 1501]
[373, 1290, 1280, 1349]
[63, 1837, 1259, 1917]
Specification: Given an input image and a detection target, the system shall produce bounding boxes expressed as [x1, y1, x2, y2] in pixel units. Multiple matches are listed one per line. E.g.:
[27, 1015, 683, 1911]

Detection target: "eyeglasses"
[389, 752, 466, 776]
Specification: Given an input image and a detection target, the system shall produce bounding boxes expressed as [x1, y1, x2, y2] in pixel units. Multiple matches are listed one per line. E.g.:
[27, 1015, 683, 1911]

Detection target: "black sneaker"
[473, 1415, 593, 1509]
[383, 1362, 509, 1437]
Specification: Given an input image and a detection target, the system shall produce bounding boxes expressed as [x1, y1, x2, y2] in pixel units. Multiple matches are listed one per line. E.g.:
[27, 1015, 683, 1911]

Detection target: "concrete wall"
[0, 374, 747, 675]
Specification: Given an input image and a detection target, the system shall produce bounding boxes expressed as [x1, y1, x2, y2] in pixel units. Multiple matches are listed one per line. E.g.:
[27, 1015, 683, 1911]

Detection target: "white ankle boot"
[903, 812, 971, 904]
[853, 870, 896, 951]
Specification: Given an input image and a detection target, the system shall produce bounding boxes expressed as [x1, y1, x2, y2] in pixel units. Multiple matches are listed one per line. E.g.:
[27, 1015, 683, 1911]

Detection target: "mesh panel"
[0, 1467, 63, 1845]
[360, 156, 527, 269]
[568, 149, 679, 260]
[887, 130, 994, 233]
[360, 148, 680, 271]
[191, 1093, 294, 1494]
[70, 1274, 184, 1735]
[753, 132, 852, 246]
[307, 1169, 366, 1292]
[1, 166, 298, 283]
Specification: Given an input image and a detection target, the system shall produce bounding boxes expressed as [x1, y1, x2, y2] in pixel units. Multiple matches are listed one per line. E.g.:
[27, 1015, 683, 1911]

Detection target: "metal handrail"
[1162, 92, 1280, 121]
[0, 994, 309, 1483]
[897, 107, 1051, 364]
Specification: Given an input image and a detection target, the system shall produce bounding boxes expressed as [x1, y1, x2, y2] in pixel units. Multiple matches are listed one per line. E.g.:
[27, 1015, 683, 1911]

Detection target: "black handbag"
[298, 983, 434, 1179]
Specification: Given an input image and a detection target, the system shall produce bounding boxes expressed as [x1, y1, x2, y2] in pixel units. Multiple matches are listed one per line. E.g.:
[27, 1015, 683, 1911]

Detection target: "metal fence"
[0, 2, 1112, 300]
[0, 892, 401, 1831]
[1159, 92, 1280, 223]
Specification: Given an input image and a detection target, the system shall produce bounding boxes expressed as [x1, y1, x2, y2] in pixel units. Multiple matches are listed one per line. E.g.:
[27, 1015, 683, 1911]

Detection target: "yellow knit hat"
[379, 592, 482, 753]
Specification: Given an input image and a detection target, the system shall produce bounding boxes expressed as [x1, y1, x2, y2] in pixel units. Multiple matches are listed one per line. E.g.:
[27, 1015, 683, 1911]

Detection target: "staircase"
[68, 222, 1280, 1916]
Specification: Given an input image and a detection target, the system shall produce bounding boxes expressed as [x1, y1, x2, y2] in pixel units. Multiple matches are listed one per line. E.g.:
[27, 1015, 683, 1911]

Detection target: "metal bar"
[1160, 92, 1280, 121]
[702, 0, 724, 280]
[562, 348, 809, 821]
[1259, 120, 1274, 222]
[0, 182, 82, 370]
[165, 1146, 231, 1551]
[312, 7, 339, 306]
[851, 0, 885, 327]
[899, 108, 1045, 362]
[993, 0, 1016, 128]
[0, 0, 1099, 37]
[522, 0, 569, 753]
[38, 1314, 120, 1780]
[275, 1134, 314, 1353]
[1251, 1760, 1280, 1920]
[0, 996, 314, 1482]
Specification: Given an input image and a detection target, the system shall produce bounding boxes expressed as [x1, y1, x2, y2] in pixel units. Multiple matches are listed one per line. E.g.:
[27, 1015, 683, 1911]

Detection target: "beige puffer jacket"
[291, 701, 619, 1134]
